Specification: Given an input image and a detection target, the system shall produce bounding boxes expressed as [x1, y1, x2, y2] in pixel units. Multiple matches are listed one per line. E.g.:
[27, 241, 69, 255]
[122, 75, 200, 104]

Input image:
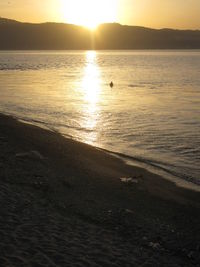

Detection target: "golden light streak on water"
[80, 51, 101, 143]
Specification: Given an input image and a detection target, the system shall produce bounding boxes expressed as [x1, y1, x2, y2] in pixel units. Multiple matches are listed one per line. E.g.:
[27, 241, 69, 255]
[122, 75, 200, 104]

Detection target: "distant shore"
[1, 18, 200, 50]
[0, 113, 200, 266]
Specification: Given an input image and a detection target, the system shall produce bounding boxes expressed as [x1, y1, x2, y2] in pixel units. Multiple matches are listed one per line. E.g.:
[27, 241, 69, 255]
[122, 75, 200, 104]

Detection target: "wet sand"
[0, 113, 200, 266]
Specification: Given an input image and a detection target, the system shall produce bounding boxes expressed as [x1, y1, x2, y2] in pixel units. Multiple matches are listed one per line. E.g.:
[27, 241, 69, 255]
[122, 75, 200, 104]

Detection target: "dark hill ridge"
[0, 18, 200, 49]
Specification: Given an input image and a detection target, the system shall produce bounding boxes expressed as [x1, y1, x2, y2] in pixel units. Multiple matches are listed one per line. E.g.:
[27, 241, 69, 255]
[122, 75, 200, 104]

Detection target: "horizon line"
[1, 17, 200, 32]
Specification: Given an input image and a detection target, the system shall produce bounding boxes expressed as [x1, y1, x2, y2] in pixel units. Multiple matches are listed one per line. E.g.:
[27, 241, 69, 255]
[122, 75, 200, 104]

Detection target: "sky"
[0, 0, 200, 30]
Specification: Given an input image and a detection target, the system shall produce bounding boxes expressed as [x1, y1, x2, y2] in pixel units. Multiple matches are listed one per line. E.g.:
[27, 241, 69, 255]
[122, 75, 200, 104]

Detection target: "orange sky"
[0, 0, 200, 30]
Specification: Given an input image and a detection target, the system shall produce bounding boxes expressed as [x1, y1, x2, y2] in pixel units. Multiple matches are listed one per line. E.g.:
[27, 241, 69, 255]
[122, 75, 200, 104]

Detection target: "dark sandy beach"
[0, 113, 200, 266]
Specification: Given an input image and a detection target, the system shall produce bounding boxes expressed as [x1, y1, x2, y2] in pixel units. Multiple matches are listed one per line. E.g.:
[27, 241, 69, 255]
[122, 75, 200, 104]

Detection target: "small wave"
[128, 84, 141, 88]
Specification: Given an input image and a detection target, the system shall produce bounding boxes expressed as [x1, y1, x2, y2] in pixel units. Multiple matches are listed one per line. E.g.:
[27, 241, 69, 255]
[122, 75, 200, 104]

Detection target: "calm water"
[0, 50, 200, 186]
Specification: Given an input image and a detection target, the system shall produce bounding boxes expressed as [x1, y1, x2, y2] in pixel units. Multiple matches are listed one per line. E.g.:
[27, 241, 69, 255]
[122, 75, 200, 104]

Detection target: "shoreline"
[101, 148, 200, 192]
[0, 113, 200, 266]
[4, 111, 200, 193]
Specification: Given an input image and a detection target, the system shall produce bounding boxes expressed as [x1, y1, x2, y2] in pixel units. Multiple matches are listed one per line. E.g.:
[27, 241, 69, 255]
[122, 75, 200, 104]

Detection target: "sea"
[0, 50, 200, 188]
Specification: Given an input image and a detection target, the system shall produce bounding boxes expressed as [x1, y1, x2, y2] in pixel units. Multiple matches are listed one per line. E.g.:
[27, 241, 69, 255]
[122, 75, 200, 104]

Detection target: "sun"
[61, 0, 118, 30]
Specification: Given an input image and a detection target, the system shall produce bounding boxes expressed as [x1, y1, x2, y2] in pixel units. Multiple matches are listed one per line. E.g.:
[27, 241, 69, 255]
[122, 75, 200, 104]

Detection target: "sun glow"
[61, 0, 118, 29]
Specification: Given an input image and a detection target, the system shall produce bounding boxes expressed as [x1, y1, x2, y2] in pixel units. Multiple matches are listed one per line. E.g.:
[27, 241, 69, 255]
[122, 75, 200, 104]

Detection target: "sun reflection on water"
[82, 51, 100, 105]
[80, 51, 101, 144]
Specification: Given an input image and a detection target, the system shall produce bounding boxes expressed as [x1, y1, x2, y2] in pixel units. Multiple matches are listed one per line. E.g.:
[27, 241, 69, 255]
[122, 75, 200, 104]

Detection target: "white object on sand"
[120, 177, 139, 184]
[15, 150, 45, 160]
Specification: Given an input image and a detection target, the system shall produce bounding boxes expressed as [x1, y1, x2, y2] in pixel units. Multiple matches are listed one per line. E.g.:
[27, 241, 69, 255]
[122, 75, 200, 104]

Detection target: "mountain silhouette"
[1, 18, 200, 50]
